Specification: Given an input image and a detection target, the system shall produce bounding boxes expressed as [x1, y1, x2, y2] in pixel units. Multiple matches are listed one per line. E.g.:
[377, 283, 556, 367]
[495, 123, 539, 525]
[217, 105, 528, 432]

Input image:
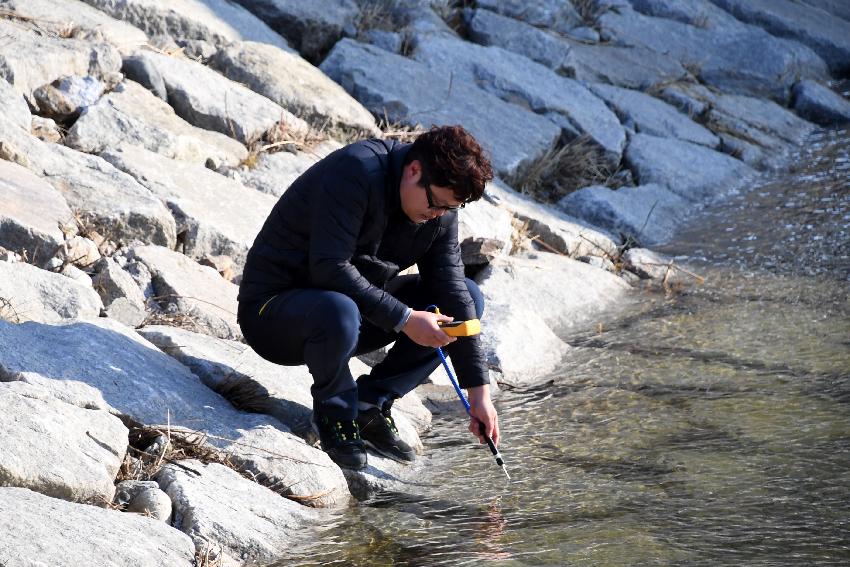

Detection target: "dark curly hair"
[404, 125, 493, 204]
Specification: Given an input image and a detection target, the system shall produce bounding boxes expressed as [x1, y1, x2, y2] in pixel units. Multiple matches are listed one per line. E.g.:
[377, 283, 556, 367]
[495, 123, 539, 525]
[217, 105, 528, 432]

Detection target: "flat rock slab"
[0, 160, 74, 263]
[0, 261, 102, 323]
[233, 0, 360, 62]
[558, 183, 691, 246]
[210, 41, 379, 135]
[411, 36, 625, 166]
[0, 487, 196, 567]
[0, 381, 127, 503]
[589, 83, 719, 148]
[67, 80, 247, 167]
[131, 50, 307, 144]
[0, 0, 148, 54]
[561, 43, 688, 92]
[466, 8, 571, 71]
[102, 146, 278, 273]
[224, 143, 337, 198]
[625, 133, 756, 202]
[0, 19, 121, 103]
[476, 0, 581, 33]
[0, 75, 30, 131]
[129, 245, 240, 340]
[156, 460, 318, 566]
[79, 0, 290, 51]
[320, 38, 560, 179]
[792, 80, 850, 126]
[709, 0, 850, 75]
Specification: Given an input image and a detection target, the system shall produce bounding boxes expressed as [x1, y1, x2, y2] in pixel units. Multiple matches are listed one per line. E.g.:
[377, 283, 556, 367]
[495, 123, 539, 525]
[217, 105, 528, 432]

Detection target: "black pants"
[238, 275, 485, 420]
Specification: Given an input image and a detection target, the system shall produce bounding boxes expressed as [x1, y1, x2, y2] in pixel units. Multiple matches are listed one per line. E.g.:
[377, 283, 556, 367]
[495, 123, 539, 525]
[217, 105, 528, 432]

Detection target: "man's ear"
[406, 159, 422, 182]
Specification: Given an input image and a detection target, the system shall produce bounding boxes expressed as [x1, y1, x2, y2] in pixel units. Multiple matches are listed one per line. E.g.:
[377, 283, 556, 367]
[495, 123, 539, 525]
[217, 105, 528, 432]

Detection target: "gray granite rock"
[223, 143, 339, 197]
[709, 0, 850, 76]
[156, 460, 318, 565]
[79, 0, 290, 51]
[0, 261, 103, 323]
[622, 247, 679, 280]
[33, 75, 105, 121]
[0, 487, 195, 567]
[116, 481, 173, 521]
[0, 381, 127, 503]
[0, 77, 30, 131]
[625, 133, 756, 202]
[561, 43, 688, 91]
[457, 198, 514, 261]
[465, 8, 571, 71]
[102, 146, 277, 273]
[67, 80, 248, 167]
[0, 19, 122, 104]
[129, 245, 240, 340]
[629, 0, 747, 31]
[0, 160, 74, 265]
[122, 54, 168, 100]
[792, 80, 850, 126]
[589, 83, 719, 148]
[411, 36, 625, 167]
[320, 38, 560, 179]
[232, 0, 359, 62]
[210, 41, 379, 135]
[476, 0, 582, 33]
[800, 0, 850, 22]
[60, 235, 102, 269]
[130, 50, 307, 144]
[558, 183, 690, 246]
[30, 115, 65, 142]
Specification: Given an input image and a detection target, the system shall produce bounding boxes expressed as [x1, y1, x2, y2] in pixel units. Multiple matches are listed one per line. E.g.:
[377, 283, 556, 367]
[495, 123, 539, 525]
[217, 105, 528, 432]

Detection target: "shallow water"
[270, 130, 850, 566]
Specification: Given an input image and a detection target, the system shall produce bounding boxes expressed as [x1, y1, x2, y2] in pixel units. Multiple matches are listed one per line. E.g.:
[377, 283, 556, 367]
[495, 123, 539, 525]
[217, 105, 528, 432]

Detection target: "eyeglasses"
[421, 171, 465, 211]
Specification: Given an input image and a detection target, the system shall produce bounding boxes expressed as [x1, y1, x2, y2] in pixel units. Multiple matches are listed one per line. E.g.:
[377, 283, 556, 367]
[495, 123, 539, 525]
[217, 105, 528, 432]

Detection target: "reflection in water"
[270, 131, 850, 566]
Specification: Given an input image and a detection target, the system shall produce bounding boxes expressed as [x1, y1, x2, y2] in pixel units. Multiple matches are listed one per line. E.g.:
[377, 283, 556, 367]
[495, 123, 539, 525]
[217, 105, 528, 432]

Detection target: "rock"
[0, 381, 127, 503]
[341, 453, 418, 500]
[0, 262, 102, 323]
[476, 0, 582, 33]
[92, 257, 148, 322]
[102, 146, 277, 273]
[0, 76, 30, 131]
[156, 460, 318, 565]
[0, 160, 74, 265]
[122, 54, 168, 100]
[67, 80, 247, 167]
[104, 297, 147, 327]
[801, 0, 850, 22]
[465, 8, 571, 71]
[231, 0, 359, 62]
[622, 247, 682, 281]
[558, 183, 691, 246]
[561, 43, 688, 91]
[361, 29, 403, 53]
[129, 50, 308, 144]
[0, 0, 149, 53]
[128, 245, 240, 340]
[79, 0, 290, 51]
[625, 134, 756, 202]
[223, 148, 326, 198]
[629, 0, 750, 30]
[61, 236, 102, 268]
[199, 254, 236, 281]
[588, 83, 720, 148]
[566, 26, 601, 42]
[792, 80, 850, 126]
[598, 8, 829, 102]
[61, 264, 94, 286]
[411, 36, 625, 167]
[33, 75, 104, 121]
[115, 480, 172, 521]
[210, 41, 379, 136]
[579, 254, 615, 271]
[0, 19, 122, 104]
[320, 39, 561, 179]
[709, 0, 850, 76]
[31, 116, 63, 143]
[0, 487, 195, 566]
[457, 197, 513, 264]
[484, 178, 620, 258]
[176, 38, 218, 61]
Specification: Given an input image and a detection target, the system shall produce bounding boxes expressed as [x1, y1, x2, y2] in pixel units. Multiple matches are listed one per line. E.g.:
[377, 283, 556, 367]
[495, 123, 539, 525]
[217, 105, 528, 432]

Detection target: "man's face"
[399, 160, 465, 224]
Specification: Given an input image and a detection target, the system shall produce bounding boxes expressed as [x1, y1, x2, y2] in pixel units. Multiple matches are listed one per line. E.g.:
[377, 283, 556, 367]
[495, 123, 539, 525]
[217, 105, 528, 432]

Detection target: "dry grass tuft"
[572, 0, 606, 26]
[0, 297, 21, 323]
[356, 0, 406, 35]
[377, 113, 425, 142]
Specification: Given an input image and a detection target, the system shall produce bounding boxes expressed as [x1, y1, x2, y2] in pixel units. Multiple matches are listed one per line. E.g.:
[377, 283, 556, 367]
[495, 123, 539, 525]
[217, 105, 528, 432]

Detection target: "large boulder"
[0, 262, 102, 323]
[156, 460, 317, 566]
[588, 83, 719, 148]
[625, 134, 756, 202]
[231, 0, 359, 62]
[0, 73, 31, 131]
[0, 487, 196, 567]
[476, 0, 582, 33]
[129, 245, 240, 340]
[561, 43, 688, 92]
[210, 41, 379, 135]
[558, 183, 691, 246]
[792, 80, 850, 126]
[0, 160, 74, 264]
[102, 146, 277, 273]
[0, 19, 121, 104]
[709, 0, 850, 76]
[92, 257, 148, 327]
[411, 36, 626, 167]
[128, 50, 307, 144]
[67, 80, 248, 167]
[0, 381, 127, 503]
[320, 38, 560, 179]
[78, 0, 290, 51]
[0, 0, 148, 54]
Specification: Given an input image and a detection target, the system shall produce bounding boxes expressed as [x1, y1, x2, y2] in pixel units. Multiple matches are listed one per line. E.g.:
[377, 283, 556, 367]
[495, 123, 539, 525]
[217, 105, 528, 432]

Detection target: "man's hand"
[402, 310, 457, 348]
[467, 384, 499, 446]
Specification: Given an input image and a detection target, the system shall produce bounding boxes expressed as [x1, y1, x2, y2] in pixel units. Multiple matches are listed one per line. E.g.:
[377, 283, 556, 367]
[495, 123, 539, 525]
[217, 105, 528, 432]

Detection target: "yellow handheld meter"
[439, 319, 481, 337]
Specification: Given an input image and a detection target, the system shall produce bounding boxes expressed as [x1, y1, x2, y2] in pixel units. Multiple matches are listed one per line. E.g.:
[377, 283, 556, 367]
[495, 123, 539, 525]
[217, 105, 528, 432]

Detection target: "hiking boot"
[311, 412, 367, 470]
[356, 405, 416, 463]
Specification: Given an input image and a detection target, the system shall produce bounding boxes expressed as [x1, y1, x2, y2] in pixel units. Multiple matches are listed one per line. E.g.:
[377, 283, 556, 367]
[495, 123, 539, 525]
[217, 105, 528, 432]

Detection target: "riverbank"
[0, 1, 848, 565]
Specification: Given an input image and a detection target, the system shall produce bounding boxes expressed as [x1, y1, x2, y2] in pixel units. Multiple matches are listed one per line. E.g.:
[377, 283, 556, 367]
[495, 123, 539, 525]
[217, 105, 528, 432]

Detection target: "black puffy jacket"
[238, 139, 488, 389]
